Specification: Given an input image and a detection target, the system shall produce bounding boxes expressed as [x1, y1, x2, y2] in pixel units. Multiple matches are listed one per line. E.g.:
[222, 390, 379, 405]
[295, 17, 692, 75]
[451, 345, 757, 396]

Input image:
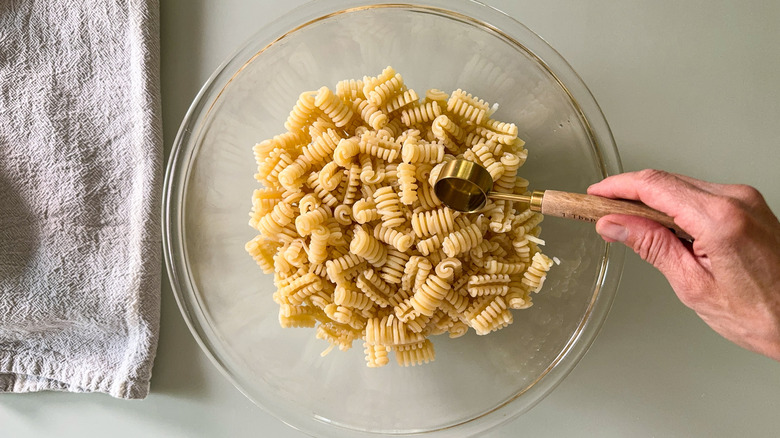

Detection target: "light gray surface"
[1, 0, 778, 436]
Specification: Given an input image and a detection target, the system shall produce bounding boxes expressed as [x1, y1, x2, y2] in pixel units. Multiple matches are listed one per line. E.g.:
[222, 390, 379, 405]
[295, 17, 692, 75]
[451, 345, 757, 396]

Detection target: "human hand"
[587, 170, 780, 361]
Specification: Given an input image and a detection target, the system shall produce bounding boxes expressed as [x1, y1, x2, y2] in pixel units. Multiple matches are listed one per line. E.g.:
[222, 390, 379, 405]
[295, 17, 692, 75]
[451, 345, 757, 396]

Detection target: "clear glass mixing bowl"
[163, 1, 625, 436]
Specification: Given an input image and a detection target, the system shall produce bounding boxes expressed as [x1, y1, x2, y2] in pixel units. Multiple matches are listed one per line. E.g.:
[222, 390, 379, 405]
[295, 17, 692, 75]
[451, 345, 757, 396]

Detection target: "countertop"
[2, 0, 779, 436]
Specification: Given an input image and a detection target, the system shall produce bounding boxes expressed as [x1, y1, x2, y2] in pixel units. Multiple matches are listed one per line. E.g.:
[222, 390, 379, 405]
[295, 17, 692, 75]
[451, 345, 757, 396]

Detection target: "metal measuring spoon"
[433, 159, 692, 240]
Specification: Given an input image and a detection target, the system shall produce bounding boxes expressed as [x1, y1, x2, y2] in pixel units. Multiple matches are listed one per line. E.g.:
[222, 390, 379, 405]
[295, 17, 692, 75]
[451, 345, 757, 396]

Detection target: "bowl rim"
[162, 0, 626, 436]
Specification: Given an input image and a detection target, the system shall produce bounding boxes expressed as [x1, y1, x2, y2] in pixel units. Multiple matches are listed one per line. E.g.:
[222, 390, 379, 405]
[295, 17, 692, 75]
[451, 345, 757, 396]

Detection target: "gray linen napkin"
[0, 0, 162, 399]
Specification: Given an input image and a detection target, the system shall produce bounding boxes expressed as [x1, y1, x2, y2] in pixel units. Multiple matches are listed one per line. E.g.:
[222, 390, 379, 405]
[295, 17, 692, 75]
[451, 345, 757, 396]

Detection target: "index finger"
[587, 169, 716, 238]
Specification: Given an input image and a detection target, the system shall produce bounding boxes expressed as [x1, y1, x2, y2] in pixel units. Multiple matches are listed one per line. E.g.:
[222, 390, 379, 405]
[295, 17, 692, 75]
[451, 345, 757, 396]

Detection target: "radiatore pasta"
[246, 67, 553, 368]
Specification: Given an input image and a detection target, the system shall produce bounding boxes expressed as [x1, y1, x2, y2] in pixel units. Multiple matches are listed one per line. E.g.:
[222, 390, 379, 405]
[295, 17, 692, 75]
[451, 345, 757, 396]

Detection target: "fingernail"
[597, 220, 628, 242]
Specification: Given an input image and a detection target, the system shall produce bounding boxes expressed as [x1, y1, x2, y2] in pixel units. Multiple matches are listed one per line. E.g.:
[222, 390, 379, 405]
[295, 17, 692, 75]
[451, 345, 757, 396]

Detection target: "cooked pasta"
[284, 91, 317, 132]
[396, 162, 418, 205]
[384, 88, 419, 113]
[373, 224, 414, 252]
[447, 88, 489, 125]
[400, 101, 442, 126]
[441, 223, 483, 257]
[380, 248, 409, 286]
[246, 67, 554, 367]
[354, 98, 388, 130]
[314, 86, 353, 127]
[349, 225, 387, 266]
[410, 207, 457, 238]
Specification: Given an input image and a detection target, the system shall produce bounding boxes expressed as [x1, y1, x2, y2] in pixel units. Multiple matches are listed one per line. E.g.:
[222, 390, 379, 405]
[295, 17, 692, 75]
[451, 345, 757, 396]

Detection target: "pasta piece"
[384, 162, 399, 185]
[295, 204, 330, 236]
[325, 252, 364, 283]
[447, 88, 489, 125]
[303, 128, 342, 163]
[516, 210, 545, 236]
[444, 287, 470, 314]
[466, 296, 512, 335]
[359, 130, 401, 161]
[282, 238, 308, 268]
[463, 142, 504, 181]
[364, 342, 390, 368]
[254, 202, 295, 236]
[359, 153, 384, 184]
[324, 304, 365, 330]
[279, 305, 319, 328]
[485, 258, 527, 275]
[245, 236, 277, 274]
[431, 114, 464, 154]
[284, 91, 318, 132]
[415, 181, 442, 211]
[373, 186, 406, 228]
[522, 252, 554, 292]
[467, 274, 511, 297]
[397, 162, 418, 205]
[483, 119, 518, 137]
[442, 223, 483, 257]
[409, 273, 451, 317]
[308, 225, 330, 264]
[434, 257, 462, 281]
[354, 98, 388, 130]
[363, 66, 403, 104]
[380, 248, 409, 286]
[336, 78, 365, 100]
[333, 204, 353, 226]
[424, 88, 448, 105]
[308, 117, 337, 140]
[493, 152, 521, 193]
[448, 321, 469, 338]
[405, 313, 432, 334]
[340, 163, 362, 206]
[415, 234, 441, 256]
[279, 272, 322, 302]
[412, 258, 433, 292]
[333, 137, 360, 167]
[318, 161, 344, 191]
[401, 139, 444, 164]
[356, 269, 394, 308]
[401, 255, 424, 291]
[316, 322, 361, 352]
[395, 340, 434, 367]
[382, 118, 405, 139]
[277, 155, 312, 191]
[384, 88, 419, 113]
[505, 277, 533, 310]
[352, 198, 379, 224]
[349, 225, 387, 266]
[400, 101, 441, 126]
[314, 86, 353, 127]
[253, 130, 308, 162]
[373, 224, 413, 252]
[474, 125, 516, 145]
[365, 314, 424, 347]
[307, 172, 340, 208]
[410, 207, 456, 238]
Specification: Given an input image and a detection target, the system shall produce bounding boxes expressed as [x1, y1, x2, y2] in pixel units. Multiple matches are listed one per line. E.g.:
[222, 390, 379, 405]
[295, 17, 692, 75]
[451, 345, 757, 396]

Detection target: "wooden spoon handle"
[540, 190, 693, 241]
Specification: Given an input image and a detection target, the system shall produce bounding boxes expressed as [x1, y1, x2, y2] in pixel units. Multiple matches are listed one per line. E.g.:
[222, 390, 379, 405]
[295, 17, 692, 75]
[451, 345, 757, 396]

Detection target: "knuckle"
[637, 169, 671, 185]
[711, 196, 752, 236]
[731, 184, 765, 205]
[631, 228, 669, 266]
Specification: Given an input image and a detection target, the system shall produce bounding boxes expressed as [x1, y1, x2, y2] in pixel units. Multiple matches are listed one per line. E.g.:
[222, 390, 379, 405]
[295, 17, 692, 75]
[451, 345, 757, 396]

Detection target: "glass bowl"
[162, 0, 625, 436]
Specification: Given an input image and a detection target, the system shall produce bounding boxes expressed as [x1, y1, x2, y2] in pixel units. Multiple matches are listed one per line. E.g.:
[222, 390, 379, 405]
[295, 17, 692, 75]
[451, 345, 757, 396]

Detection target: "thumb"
[595, 214, 695, 284]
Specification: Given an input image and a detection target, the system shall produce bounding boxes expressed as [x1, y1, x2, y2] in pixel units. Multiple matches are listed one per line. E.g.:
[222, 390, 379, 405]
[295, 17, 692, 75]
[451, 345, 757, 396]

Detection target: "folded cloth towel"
[0, 0, 162, 399]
